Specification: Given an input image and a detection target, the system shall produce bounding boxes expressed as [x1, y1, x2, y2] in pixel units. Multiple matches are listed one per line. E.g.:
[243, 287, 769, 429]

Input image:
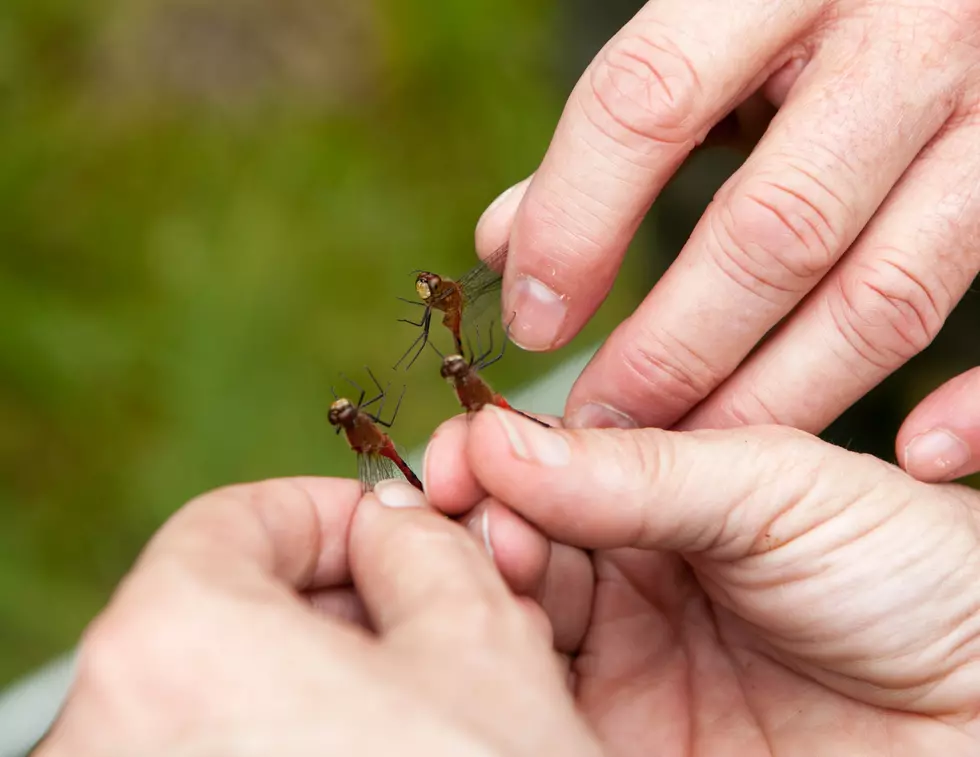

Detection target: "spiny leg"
[364, 367, 390, 418]
[373, 384, 407, 429]
[472, 321, 496, 367]
[425, 336, 446, 360]
[478, 321, 509, 371]
[339, 372, 367, 409]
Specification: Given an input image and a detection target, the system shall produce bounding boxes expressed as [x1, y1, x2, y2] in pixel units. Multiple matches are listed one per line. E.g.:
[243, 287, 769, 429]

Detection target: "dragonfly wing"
[458, 244, 507, 307]
[357, 451, 403, 492]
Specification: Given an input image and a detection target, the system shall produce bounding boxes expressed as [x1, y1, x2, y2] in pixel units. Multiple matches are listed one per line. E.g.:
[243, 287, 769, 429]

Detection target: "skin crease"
[424, 407, 980, 756]
[475, 0, 980, 481]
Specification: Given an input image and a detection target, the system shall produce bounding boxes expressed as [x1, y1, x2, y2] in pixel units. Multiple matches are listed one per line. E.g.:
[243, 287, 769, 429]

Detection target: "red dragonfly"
[327, 368, 423, 492]
[436, 323, 549, 427]
[395, 242, 508, 370]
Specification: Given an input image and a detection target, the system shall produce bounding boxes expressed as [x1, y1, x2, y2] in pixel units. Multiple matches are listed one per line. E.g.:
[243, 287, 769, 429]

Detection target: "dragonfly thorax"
[440, 355, 469, 380]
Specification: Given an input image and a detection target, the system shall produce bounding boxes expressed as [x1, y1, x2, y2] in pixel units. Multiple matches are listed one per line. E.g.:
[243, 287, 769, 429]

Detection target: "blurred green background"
[1, 0, 977, 687]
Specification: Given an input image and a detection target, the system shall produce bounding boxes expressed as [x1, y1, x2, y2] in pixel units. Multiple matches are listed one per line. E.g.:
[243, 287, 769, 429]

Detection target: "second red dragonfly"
[437, 324, 549, 427]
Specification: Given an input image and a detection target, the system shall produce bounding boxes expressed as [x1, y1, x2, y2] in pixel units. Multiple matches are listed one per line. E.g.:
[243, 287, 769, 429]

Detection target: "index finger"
[492, 0, 816, 353]
[348, 481, 549, 649]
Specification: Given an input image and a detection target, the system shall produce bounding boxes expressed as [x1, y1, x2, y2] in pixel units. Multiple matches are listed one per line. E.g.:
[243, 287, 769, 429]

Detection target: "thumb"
[898, 366, 980, 483]
[348, 480, 553, 647]
[467, 406, 896, 556]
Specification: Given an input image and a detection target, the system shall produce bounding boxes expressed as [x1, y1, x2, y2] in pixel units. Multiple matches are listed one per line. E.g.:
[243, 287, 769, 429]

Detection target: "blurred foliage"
[3, 0, 978, 689]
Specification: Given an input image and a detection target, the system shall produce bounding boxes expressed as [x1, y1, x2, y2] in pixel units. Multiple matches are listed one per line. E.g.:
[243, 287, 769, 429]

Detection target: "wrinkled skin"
[476, 0, 980, 481]
[425, 407, 980, 755]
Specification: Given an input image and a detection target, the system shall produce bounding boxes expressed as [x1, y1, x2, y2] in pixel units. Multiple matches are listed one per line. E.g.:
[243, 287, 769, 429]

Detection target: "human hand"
[477, 0, 980, 438]
[34, 477, 602, 757]
[426, 406, 980, 755]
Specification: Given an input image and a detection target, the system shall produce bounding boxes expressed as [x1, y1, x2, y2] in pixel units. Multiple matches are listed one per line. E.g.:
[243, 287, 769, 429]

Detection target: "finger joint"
[587, 24, 704, 147]
[709, 174, 846, 301]
[831, 253, 948, 367]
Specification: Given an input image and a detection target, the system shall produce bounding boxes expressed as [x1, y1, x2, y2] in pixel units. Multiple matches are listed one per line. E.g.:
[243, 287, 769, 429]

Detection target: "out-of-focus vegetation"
[0, 0, 648, 684]
[2, 0, 977, 688]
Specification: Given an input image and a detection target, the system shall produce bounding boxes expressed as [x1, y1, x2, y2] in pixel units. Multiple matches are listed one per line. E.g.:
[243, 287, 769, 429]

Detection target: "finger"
[463, 499, 594, 653]
[306, 586, 370, 629]
[537, 542, 594, 654]
[566, 20, 969, 429]
[484, 0, 819, 352]
[424, 415, 486, 516]
[467, 405, 888, 554]
[475, 176, 532, 258]
[463, 498, 550, 595]
[348, 480, 546, 650]
[137, 476, 363, 592]
[424, 412, 562, 516]
[679, 112, 980, 436]
[897, 367, 980, 482]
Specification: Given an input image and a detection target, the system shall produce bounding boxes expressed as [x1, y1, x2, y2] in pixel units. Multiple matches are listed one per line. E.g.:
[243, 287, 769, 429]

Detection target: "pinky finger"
[898, 367, 980, 482]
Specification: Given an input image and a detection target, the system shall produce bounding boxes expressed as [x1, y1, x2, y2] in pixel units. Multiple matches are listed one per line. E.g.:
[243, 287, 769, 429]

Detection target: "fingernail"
[508, 275, 567, 351]
[373, 479, 427, 508]
[487, 405, 570, 467]
[903, 429, 971, 481]
[466, 508, 495, 559]
[566, 402, 637, 430]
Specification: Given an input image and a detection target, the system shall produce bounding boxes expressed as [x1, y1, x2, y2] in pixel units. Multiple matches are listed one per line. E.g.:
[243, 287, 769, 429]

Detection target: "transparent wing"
[357, 451, 404, 493]
[457, 243, 507, 311]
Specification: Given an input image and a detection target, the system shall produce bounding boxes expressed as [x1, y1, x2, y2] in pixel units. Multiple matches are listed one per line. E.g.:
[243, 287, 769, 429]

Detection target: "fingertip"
[901, 429, 973, 483]
[897, 367, 980, 482]
[424, 416, 486, 515]
[372, 479, 430, 509]
[475, 176, 532, 256]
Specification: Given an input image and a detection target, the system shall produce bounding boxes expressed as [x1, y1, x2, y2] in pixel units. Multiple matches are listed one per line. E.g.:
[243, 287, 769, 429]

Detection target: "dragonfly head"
[440, 354, 468, 381]
[415, 272, 441, 302]
[328, 398, 356, 427]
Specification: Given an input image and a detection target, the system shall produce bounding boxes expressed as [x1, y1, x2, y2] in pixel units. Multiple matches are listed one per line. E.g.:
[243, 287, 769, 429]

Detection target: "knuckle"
[620, 331, 722, 409]
[625, 430, 673, 497]
[832, 253, 947, 366]
[720, 387, 789, 427]
[586, 24, 703, 145]
[710, 175, 844, 298]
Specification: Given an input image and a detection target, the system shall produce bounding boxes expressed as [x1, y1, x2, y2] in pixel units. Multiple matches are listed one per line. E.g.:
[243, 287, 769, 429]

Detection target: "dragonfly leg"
[478, 320, 509, 371]
[394, 308, 432, 370]
[339, 372, 367, 409]
[363, 367, 389, 416]
[373, 384, 407, 429]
